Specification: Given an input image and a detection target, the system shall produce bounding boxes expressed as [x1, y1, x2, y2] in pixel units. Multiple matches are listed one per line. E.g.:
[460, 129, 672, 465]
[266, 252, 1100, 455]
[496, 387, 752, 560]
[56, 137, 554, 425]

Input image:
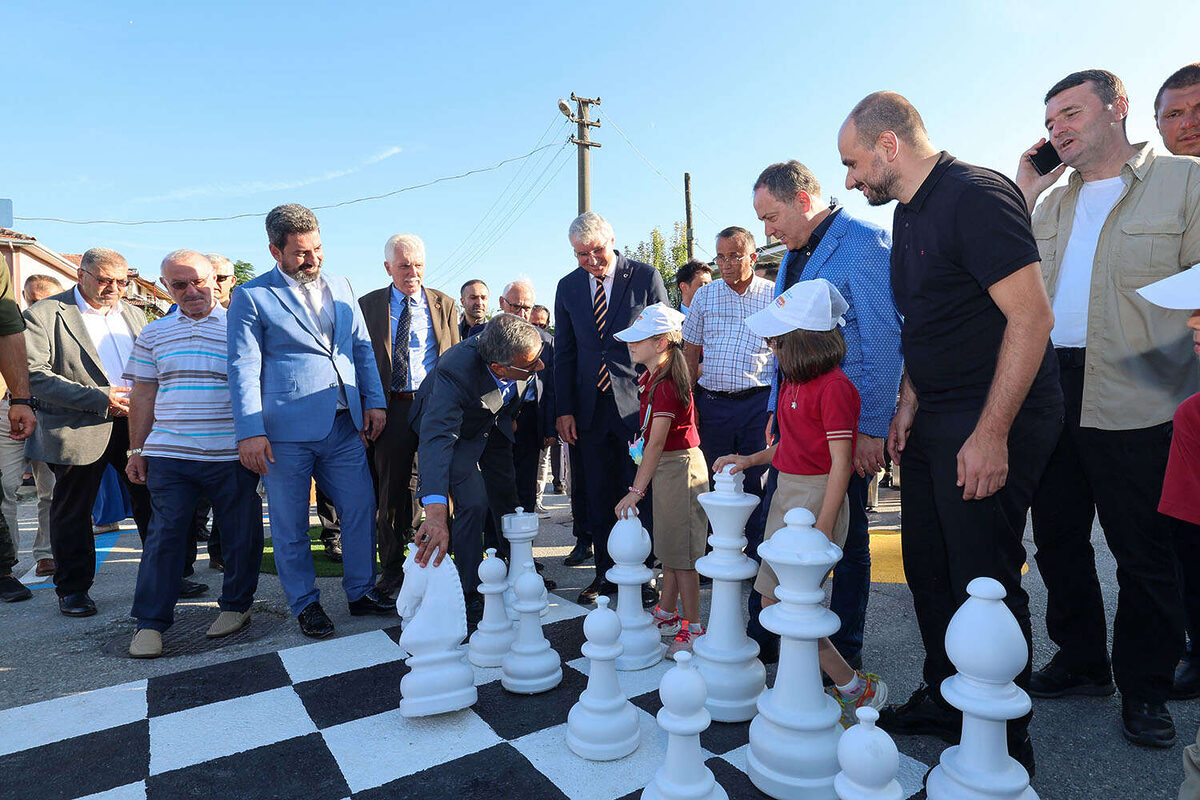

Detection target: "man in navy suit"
[228, 204, 392, 639]
[554, 212, 669, 603]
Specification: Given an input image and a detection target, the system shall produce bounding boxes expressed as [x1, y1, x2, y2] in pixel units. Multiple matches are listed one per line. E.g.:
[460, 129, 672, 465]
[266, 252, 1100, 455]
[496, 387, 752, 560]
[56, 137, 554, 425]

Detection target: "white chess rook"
[747, 508, 844, 800]
[925, 577, 1038, 800]
[501, 561, 563, 694]
[468, 548, 517, 668]
[694, 466, 766, 722]
[566, 596, 642, 760]
[641, 652, 728, 800]
[607, 516, 666, 670]
[503, 507, 548, 619]
[834, 708, 903, 800]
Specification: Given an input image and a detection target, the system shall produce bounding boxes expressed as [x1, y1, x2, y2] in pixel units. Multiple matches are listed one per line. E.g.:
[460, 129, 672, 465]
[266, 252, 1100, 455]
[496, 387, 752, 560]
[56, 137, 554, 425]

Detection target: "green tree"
[233, 260, 256, 286]
[625, 221, 690, 307]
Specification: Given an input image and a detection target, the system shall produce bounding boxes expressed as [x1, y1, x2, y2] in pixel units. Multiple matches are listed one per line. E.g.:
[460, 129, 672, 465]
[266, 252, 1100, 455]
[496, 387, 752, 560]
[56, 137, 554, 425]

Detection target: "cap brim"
[745, 307, 797, 338]
[1137, 264, 1200, 310]
[614, 325, 649, 342]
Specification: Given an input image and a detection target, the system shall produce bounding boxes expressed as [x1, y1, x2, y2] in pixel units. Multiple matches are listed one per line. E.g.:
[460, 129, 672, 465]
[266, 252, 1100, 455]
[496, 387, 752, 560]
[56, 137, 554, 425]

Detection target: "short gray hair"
[568, 211, 614, 245]
[265, 204, 320, 249]
[161, 249, 211, 273]
[385, 233, 425, 263]
[477, 313, 542, 365]
[754, 161, 822, 204]
[80, 247, 127, 273]
[206, 253, 235, 273]
[716, 226, 756, 253]
[501, 278, 534, 299]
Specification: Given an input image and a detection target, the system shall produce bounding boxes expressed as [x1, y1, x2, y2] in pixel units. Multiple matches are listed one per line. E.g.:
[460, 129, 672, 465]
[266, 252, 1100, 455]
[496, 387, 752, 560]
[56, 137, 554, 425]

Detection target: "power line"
[14, 142, 564, 226]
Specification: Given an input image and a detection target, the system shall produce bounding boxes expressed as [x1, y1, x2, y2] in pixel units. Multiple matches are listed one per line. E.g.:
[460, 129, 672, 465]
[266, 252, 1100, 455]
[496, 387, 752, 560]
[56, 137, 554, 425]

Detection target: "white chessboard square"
[511, 708, 705, 800]
[321, 707, 502, 794]
[278, 629, 402, 683]
[0, 679, 147, 757]
[149, 686, 316, 774]
[718, 743, 928, 800]
[565, 655, 673, 700]
[543, 593, 589, 625]
[77, 782, 147, 800]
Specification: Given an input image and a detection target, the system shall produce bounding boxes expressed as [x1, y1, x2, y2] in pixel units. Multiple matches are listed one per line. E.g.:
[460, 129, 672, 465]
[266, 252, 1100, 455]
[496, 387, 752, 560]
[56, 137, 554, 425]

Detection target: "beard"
[289, 265, 321, 284]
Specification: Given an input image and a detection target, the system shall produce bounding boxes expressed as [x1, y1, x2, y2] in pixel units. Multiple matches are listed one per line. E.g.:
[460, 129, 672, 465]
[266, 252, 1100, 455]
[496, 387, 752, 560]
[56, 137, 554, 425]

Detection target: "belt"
[702, 385, 769, 401]
[1054, 347, 1086, 370]
[388, 390, 416, 402]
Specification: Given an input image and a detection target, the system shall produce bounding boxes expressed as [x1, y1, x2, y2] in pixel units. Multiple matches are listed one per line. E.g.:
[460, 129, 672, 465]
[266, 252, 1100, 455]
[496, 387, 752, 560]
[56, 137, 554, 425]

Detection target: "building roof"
[0, 227, 36, 242]
[60, 253, 83, 266]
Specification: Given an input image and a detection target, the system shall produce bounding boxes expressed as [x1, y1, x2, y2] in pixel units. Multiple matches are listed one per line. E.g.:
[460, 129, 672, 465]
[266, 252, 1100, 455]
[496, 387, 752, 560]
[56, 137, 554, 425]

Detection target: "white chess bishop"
[502, 508, 548, 620]
[925, 578, 1038, 800]
[468, 548, 516, 668]
[607, 516, 666, 670]
[747, 508, 844, 800]
[395, 547, 477, 717]
[501, 561, 562, 694]
[693, 466, 766, 722]
[566, 596, 641, 760]
[641, 652, 728, 800]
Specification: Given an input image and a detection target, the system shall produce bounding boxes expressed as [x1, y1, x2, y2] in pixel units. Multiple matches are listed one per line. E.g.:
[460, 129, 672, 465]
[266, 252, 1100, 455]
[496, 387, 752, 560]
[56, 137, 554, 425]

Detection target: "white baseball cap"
[614, 302, 686, 342]
[1136, 264, 1200, 310]
[745, 278, 848, 337]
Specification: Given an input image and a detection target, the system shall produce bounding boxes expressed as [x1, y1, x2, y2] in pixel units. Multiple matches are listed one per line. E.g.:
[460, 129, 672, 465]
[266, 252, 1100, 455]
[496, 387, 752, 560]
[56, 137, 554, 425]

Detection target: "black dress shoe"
[209, 555, 225, 572]
[1172, 660, 1200, 700]
[563, 541, 593, 567]
[298, 602, 335, 638]
[0, 574, 32, 602]
[59, 592, 97, 617]
[577, 578, 611, 604]
[640, 584, 658, 607]
[178, 579, 208, 598]
[1009, 732, 1036, 778]
[324, 536, 343, 563]
[348, 589, 397, 617]
[876, 683, 962, 743]
[1121, 697, 1176, 747]
[466, 596, 484, 625]
[1029, 654, 1114, 698]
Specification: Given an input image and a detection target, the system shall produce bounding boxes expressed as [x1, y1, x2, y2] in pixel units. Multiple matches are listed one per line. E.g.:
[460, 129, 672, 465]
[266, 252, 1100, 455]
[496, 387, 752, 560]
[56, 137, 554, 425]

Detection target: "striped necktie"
[593, 276, 611, 392]
[391, 297, 411, 391]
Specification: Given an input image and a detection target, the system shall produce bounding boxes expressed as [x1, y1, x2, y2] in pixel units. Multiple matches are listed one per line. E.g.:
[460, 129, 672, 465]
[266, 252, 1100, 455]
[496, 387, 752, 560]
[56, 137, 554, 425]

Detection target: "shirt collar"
[789, 205, 842, 254]
[276, 264, 323, 290]
[1066, 141, 1155, 189]
[173, 302, 225, 324]
[74, 286, 120, 317]
[900, 150, 956, 214]
[390, 284, 425, 308]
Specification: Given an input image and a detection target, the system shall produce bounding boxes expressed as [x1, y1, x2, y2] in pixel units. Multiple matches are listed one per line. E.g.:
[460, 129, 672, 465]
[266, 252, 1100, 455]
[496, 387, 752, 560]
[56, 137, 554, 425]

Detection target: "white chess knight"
[641, 652, 728, 800]
[468, 548, 516, 668]
[503, 507, 548, 620]
[834, 708, 903, 800]
[501, 561, 563, 694]
[747, 507, 844, 800]
[693, 466, 766, 722]
[607, 515, 666, 670]
[566, 596, 641, 760]
[925, 578, 1038, 800]
[395, 546, 477, 717]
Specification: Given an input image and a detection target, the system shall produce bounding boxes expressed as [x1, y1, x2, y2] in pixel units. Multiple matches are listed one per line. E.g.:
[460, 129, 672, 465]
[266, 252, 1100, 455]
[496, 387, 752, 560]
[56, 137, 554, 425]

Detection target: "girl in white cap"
[715, 278, 887, 724]
[613, 302, 709, 658]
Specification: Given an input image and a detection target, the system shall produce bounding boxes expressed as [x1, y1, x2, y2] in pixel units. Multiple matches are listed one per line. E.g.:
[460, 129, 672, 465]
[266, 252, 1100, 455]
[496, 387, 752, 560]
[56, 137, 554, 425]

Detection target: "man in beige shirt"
[1017, 68, 1200, 749]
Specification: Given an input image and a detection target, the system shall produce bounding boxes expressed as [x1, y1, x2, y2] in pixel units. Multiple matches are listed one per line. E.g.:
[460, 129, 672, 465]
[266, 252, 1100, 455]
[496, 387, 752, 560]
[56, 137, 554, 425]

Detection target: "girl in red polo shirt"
[715, 279, 887, 725]
[614, 303, 709, 659]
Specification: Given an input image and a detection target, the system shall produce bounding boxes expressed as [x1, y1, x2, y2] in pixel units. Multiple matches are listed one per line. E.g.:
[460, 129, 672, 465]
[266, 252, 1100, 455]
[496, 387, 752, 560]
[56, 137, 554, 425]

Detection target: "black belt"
[388, 390, 416, 402]
[703, 385, 769, 401]
[1055, 347, 1086, 370]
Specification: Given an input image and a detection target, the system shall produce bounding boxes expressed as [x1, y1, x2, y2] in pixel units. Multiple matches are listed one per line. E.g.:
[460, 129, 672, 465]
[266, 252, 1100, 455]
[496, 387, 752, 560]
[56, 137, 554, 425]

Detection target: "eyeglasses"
[166, 277, 213, 292]
[504, 344, 546, 376]
[503, 299, 533, 313]
[214, 274, 235, 284]
[714, 253, 750, 264]
[83, 269, 130, 289]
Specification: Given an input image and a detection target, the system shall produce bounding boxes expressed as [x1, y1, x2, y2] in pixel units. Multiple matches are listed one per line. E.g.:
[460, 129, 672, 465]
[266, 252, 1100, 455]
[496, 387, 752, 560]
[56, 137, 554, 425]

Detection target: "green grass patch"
[260, 526, 381, 577]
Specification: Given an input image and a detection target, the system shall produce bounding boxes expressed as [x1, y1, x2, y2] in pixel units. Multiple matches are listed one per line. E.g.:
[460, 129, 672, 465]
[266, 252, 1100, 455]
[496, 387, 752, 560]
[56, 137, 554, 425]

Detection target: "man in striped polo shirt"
[125, 250, 265, 658]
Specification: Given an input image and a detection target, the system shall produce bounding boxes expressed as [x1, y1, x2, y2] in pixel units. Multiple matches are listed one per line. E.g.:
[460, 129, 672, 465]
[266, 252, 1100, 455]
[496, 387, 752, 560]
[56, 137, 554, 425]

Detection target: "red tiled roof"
[0, 228, 35, 241]
[61, 253, 83, 266]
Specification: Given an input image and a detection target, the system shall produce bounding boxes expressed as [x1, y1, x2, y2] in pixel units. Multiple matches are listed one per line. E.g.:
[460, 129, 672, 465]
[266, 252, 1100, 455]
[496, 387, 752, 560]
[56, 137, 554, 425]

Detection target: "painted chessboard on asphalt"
[0, 593, 929, 800]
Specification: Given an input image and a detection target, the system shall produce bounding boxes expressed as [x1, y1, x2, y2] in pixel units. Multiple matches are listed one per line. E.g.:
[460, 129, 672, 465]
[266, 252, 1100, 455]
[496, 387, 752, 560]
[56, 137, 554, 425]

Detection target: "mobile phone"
[1029, 141, 1062, 175]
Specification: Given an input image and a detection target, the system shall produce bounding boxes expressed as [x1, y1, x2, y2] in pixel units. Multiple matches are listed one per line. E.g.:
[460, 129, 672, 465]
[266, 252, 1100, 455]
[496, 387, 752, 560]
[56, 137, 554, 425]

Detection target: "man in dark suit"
[410, 315, 542, 616]
[554, 212, 670, 602]
[358, 234, 459, 598]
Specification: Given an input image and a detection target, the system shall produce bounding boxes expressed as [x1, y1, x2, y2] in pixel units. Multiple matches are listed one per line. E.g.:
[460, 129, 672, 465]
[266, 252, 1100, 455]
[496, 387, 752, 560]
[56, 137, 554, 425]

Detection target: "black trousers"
[1030, 353, 1184, 702]
[370, 395, 419, 586]
[567, 443, 590, 545]
[902, 404, 1061, 713]
[1171, 517, 1200, 660]
[576, 389, 642, 581]
[49, 419, 152, 596]
[513, 401, 542, 512]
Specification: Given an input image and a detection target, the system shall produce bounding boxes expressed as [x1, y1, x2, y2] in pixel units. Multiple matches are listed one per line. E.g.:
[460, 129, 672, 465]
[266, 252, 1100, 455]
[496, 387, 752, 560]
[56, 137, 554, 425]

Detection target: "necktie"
[391, 297, 411, 391]
[593, 276, 611, 392]
[303, 282, 334, 344]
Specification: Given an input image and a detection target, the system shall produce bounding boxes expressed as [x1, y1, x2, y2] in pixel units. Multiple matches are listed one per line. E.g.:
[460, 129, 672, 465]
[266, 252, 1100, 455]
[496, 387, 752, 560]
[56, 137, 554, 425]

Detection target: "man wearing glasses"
[206, 253, 239, 309]
[24, 247, 158, 616]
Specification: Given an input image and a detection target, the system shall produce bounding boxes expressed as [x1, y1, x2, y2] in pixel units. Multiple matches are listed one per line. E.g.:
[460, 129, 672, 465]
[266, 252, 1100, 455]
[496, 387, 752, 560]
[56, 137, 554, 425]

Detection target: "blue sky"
[5, 1, 1197, 316]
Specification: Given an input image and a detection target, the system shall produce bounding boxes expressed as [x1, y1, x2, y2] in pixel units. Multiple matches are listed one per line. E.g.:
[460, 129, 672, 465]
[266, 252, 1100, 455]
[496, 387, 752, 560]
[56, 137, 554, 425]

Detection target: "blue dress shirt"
[390, 286, 438, 392]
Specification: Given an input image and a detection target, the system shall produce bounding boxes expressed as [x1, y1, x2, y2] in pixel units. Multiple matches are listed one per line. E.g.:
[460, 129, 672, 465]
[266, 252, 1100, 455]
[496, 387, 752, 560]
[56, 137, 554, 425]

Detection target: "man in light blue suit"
[227, 203, 391, 638]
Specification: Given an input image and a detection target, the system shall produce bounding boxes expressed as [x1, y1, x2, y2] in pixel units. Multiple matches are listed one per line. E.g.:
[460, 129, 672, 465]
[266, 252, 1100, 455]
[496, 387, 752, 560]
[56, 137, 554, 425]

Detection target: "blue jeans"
[695, 388, 769, 546]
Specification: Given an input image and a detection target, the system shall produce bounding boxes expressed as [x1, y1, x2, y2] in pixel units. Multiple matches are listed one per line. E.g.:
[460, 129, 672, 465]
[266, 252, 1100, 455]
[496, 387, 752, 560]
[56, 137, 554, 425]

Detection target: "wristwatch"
[9, 397, 40, 411]
[126, 448, 143, 457]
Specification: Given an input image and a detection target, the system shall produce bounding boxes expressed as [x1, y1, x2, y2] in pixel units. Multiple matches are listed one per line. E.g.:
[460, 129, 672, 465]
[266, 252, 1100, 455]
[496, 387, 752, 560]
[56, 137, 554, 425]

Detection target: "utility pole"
[683, 173, 694, 260]
[558, 94, 601, 214]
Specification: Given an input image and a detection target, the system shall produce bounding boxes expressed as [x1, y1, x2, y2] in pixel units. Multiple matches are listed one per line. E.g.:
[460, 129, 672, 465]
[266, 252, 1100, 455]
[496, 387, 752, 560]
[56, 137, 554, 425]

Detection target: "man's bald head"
[846, 91, 929, 148]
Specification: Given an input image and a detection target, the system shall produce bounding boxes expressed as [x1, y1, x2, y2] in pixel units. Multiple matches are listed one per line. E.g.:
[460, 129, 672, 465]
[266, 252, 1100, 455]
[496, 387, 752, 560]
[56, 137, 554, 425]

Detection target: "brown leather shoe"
[35, 558, 55, 577]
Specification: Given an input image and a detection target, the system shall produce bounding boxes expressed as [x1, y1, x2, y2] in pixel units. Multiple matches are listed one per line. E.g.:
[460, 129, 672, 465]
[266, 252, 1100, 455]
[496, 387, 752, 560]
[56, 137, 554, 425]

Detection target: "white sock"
[836, 672, 864, 696]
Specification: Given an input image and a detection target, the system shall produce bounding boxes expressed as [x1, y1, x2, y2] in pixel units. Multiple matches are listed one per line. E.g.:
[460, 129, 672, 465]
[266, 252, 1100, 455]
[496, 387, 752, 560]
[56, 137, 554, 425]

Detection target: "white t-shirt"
[1050, 176, 1125, 347]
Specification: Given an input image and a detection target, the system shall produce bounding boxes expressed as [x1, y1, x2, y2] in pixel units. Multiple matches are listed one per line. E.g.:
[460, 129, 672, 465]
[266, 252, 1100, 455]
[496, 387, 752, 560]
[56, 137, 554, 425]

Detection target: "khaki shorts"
[651, 447, 709, 570]
[754, 471, 849, 601]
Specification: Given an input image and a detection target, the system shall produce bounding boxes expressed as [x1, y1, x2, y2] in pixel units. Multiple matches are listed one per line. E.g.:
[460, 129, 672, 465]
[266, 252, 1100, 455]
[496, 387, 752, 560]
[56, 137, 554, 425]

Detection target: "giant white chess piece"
[501, 561, 563, 694]
[834, 708, 903, 800]
[641, 652, 728, 800]
[607, 516, 666, 670]
[566, 596, 641, 760]
[395, 547, 477, 717]
[468, 548, 516, 668]
[503, 507, 548, 619]
[747, 508, 843, 800]
[925, 578, 1038, 800]
[693, 466, 766, 722]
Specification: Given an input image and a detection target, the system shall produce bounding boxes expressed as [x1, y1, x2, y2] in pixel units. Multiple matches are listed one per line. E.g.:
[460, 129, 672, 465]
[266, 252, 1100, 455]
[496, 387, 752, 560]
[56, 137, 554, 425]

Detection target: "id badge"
[628, 436, 645, 466]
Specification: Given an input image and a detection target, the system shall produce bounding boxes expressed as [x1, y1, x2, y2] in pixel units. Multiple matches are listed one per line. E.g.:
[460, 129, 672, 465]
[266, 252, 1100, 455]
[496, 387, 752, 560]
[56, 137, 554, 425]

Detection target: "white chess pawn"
[566, 596, 641, 760]
[926, 578, 1038, 800]
[503, 507, 548, 620]
[501, 561, 562, 694]
[747, 508, 844, 799]
[641, 652, 728, 800]
[694, 466, 766, 722]
[834, 707, 903, 800]
[468, 548, 516, 668]
[607, 516, 666, 670]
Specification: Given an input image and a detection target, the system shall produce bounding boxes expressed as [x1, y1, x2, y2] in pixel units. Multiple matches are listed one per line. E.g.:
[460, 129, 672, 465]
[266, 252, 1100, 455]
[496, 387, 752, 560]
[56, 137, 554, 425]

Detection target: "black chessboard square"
[473, 666, 588, 740]
[0, 720, 149, 800]
[354, 742, 568, 800]
[294, 658, 410, 729]
[146, 651, 291, 717]
[543, 616, 589, 663]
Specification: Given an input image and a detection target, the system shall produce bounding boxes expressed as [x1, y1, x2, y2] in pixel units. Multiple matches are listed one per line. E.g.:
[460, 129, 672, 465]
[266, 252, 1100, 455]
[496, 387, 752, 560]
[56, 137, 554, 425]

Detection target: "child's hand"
[713, 454, 749, 475]
[615, 493, 642, 520]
